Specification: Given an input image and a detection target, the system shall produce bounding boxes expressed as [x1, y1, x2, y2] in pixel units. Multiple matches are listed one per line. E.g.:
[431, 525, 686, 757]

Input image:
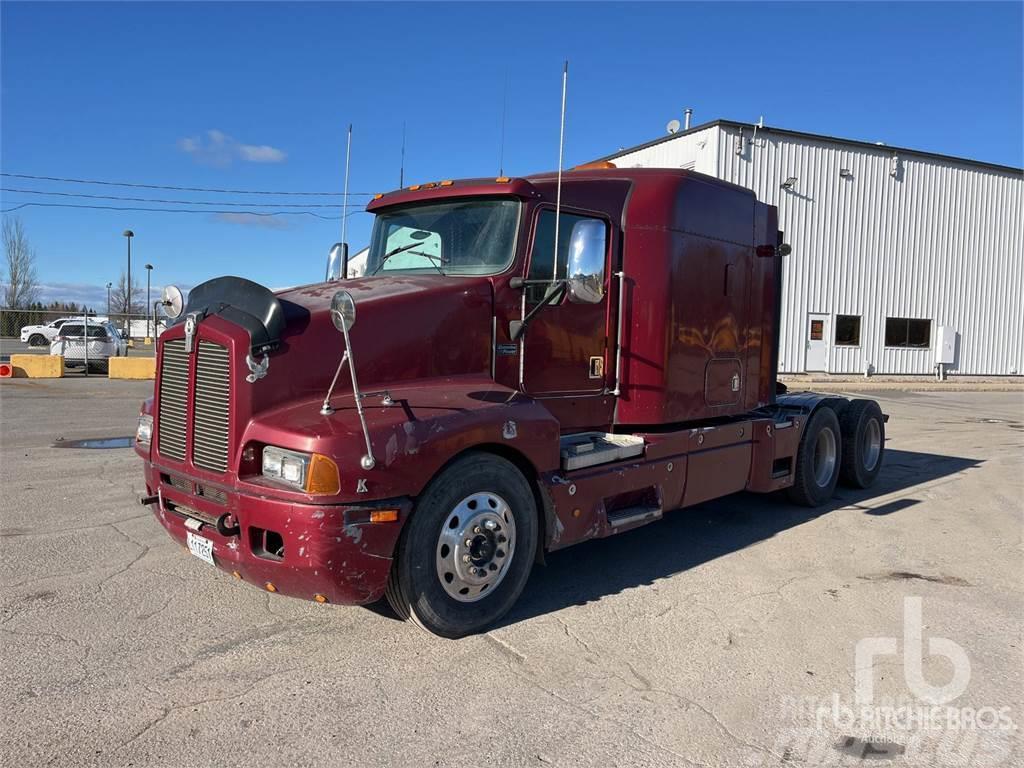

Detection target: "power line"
[0, 172, 376, 197]
[0, 201, 370, 220]
[1, 187, 348, 208]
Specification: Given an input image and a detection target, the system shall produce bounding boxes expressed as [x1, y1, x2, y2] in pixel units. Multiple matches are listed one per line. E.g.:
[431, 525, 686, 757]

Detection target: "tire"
[28, 334, 46, 347]
[839, 400, 885, 489]
[786, 406, 842, 507]
[386, 452, 538, 638]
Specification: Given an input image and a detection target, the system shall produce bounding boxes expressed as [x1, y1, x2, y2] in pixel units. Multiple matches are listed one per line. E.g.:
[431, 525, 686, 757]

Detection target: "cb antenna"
[339, 123, 352, 278]
[551, 60, 568, 284]
[399, 121, 406, 188]
[498, 72, 508, 177]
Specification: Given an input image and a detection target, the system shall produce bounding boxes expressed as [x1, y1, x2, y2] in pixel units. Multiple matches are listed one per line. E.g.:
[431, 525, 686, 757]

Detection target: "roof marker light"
[440, 180, 454, 187]
[373, 193, 383, 200]
[408, 184, 421, 191]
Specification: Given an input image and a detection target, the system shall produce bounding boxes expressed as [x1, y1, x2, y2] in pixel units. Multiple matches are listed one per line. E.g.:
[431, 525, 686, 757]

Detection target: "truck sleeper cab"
[136, 168, 887, 638]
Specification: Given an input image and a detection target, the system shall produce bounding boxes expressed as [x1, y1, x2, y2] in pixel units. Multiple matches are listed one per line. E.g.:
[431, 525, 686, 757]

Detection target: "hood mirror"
[330, 290, 357, 332]
[566, 219, 607, 304]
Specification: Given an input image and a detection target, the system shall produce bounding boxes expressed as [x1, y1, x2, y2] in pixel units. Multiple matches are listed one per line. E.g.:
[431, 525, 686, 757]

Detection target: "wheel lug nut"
[464, 539, 472, 547]
[473, 526, 481, 534]
[462, 554, 471, 563]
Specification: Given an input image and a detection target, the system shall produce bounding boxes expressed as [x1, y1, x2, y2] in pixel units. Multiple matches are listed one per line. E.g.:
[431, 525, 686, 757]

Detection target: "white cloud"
[212, 212, 290, 230]
[177, 129, 287, 166]
[238, 144, 287, 163]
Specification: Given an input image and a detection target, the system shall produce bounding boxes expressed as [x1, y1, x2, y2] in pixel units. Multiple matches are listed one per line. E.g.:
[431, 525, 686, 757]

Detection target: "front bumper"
[142, 461, 409, 605]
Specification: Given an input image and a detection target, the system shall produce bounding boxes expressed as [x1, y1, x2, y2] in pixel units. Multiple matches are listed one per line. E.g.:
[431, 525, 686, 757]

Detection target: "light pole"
[123, 230, 134, 336]
[145, 263, 153, 343]
[106, 282, 112, 315]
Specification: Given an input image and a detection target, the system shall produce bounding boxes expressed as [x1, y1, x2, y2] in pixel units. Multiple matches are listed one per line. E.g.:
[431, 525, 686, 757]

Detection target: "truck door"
[520, 208, 610, 396]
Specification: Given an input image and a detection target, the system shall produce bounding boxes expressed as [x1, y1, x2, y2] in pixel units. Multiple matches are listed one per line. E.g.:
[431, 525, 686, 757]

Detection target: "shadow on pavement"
[365, 449, 981, 626]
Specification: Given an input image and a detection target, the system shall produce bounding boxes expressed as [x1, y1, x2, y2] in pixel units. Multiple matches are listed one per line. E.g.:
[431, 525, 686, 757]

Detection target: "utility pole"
[122, 230, 134, 336]
[106, 282, 112, 315]
[145, 263, 153, 343]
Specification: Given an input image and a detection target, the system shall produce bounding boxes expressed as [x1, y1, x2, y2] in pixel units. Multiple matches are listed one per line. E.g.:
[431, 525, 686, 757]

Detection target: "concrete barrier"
[9, 354, 63, 378]
[108, 357, 155, 380]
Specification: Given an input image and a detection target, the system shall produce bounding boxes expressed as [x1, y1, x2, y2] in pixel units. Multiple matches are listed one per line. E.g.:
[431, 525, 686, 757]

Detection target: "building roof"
[597, 119, 1023, 176]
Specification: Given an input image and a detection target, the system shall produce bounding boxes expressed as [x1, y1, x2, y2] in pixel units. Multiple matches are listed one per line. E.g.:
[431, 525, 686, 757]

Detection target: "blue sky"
[2, 1, 1021, 309]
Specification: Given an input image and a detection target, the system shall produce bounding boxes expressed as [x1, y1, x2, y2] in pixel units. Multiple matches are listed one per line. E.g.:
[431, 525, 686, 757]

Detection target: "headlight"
[136, 414, 153, 445]
[261, 446, 340, 495]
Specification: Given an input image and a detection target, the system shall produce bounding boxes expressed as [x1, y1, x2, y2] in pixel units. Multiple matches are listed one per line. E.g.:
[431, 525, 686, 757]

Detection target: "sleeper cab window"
[526, 210, 607, 305]
[885, 317, 931, 348]
[835, 315, 861, 346]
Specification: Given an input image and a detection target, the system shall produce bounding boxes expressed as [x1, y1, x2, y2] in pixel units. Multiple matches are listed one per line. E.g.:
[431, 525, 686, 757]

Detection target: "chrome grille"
[157, 339, 188, 461]
[192, 341, 231, 472]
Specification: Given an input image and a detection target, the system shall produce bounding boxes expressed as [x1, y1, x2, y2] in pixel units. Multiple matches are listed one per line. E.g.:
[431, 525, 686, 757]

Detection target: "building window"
[835, 315, 861, 346]
[885, 317, 931, 348]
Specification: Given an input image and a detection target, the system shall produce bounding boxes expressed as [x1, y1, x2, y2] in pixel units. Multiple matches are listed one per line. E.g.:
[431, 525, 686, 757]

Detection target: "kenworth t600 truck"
[136, 167, 886, 637]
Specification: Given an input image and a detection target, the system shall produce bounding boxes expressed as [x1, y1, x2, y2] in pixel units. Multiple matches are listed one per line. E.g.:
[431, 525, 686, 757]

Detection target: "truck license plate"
[186, 531, 215, 566]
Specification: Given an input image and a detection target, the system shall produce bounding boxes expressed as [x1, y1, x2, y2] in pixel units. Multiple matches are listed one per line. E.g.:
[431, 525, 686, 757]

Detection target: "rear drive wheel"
[839, 400, 885, 489]
[28, 334, 46, 347]
[786, 406, 842, 507]
[386, 452, 537, 638]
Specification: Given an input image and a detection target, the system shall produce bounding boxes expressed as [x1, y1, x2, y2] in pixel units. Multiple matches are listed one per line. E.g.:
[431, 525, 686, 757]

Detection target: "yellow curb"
[10, 354, 63, 378]
[108, 357, 156, 380]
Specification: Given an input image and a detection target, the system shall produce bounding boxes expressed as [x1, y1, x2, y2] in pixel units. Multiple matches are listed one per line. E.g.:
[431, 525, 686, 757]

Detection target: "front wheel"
[28, 334, 46, 347]
[386, 452, 538, 638]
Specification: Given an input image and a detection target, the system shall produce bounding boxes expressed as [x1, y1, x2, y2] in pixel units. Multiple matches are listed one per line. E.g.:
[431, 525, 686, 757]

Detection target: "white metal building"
[600, 119, 1023, 376]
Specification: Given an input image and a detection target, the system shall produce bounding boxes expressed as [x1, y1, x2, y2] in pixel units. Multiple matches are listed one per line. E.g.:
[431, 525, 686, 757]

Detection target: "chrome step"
[607, 504, 662, 529]
[560, 432, 645, 471]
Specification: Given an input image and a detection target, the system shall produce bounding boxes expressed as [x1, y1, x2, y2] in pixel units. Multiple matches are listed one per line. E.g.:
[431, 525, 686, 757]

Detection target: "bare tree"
[2, 217, 40, 308]
[110, 270, 143, 315]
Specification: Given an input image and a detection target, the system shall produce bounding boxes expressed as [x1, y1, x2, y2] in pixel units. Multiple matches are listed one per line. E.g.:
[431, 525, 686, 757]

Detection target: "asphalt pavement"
[1, 377, 1021, 767]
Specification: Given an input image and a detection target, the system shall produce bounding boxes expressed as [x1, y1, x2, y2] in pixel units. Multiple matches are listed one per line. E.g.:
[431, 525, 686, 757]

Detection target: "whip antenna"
[399, 121, 406, 188]
[499, 72, 508, 177]
[337, 123, 352, 279]
[552, 60, 568, 284]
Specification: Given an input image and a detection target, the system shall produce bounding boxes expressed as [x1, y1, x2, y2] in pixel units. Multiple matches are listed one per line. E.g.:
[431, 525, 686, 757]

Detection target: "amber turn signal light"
[369, 509, 399, 524]
[314, 594, 329, 604]
[306, 454, 341, 495]
[265, 582, 277, 593]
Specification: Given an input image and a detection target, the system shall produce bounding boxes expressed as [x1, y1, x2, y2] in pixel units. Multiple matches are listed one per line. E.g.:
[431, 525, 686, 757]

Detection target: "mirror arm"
[510, 282, 566, 342]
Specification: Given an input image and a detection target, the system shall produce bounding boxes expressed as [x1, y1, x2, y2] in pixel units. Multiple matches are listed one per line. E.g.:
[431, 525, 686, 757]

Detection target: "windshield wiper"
[406, 250, 447, 276]
[369, 242, 424, 275]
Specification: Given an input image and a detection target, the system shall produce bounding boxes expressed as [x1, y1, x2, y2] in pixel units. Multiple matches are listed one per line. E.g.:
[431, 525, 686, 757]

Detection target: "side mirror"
[566, 219, 607, 304]
[326, 242, 349, 282]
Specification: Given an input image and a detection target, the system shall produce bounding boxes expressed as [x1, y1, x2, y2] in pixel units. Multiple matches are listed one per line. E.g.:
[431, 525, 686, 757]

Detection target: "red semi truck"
[135, 167, 886, 637]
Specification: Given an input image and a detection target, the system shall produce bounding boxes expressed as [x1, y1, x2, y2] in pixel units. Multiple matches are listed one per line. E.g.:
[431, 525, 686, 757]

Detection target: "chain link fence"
[2, 309, 167, 344]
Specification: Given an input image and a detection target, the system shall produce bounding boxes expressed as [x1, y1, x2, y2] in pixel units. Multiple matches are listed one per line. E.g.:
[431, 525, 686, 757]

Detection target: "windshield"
[366, 198, 520, 276]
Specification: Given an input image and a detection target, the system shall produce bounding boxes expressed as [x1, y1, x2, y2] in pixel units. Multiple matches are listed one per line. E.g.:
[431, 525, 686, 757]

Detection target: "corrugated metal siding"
[617, 125, 1023, 375]
[614, 127, 719, 176]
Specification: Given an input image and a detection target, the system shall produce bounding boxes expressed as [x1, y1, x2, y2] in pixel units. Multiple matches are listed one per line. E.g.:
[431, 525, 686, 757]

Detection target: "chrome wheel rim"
[436, 492, 516, 603]
[813, 427, 838, 487]
[862, 418, 882, 471]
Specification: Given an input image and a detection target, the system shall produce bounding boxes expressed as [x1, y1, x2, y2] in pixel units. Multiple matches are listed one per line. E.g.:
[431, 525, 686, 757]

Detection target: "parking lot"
[1, 378, 1021, 767]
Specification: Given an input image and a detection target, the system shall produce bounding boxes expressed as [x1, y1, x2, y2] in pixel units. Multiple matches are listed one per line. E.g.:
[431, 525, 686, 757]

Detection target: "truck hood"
[268, 275, 494, 403]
